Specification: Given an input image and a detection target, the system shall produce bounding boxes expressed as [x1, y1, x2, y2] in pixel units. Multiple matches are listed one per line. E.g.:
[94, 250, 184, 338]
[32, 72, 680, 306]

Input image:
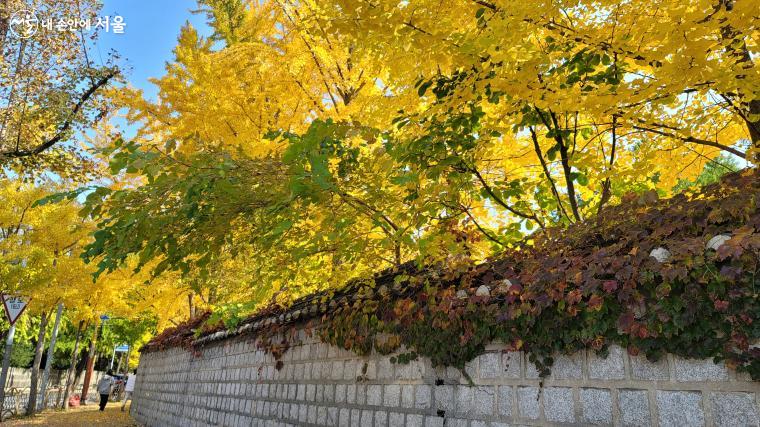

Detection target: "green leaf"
[417, 81, 433, 97]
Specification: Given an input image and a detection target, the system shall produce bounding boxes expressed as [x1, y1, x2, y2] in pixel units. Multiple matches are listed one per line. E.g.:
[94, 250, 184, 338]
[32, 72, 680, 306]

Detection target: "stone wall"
[131, 329, 759, 427]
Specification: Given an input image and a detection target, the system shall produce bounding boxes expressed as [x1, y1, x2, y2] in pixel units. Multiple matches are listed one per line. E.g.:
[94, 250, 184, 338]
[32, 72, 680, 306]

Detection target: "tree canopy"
[0, 0, 755, 385]
[73, 0, 756, 318]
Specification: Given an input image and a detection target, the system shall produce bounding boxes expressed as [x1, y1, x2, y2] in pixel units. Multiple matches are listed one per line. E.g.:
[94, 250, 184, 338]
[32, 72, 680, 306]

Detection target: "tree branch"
[548, 111, 581, 221]
[598, 115, 617, 215]
[631, 125, 746, 159]
[466, 163, 544, 229]
[459, 204, 505, 247]
[528, 126, 571, 222]
[1, 70, 117, 159]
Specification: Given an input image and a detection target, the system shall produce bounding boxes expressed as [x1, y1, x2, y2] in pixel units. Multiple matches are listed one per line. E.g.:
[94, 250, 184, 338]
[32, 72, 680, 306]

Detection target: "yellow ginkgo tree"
[71, 0, 756, 325]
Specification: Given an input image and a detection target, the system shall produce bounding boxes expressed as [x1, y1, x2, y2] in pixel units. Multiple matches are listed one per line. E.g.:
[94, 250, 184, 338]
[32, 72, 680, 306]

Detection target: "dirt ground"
[4, 402, 140, 426]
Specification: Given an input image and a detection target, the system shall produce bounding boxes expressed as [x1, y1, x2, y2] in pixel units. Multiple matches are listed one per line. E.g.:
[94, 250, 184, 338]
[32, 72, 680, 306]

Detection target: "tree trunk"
[188, 293, 195, 319]
[123, 344, 132, 376]
[38, 303, 63, 412]
[62, 320, 84, 410]
[80, 320, 99, 405]
[26, 311, 49, 415]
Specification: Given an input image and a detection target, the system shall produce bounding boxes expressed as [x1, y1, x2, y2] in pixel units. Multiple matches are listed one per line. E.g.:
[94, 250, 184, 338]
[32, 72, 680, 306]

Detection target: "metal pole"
[38, 303, 63, 411]
[0, 324, 17, 420]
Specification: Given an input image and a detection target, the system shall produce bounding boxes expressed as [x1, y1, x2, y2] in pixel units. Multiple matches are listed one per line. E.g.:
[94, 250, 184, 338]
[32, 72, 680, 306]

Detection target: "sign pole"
[0, 294, 29, 420]
[0, 323, 16, 420]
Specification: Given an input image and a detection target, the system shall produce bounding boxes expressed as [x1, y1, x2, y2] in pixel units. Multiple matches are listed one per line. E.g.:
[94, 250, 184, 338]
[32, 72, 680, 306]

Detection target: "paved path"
[4, 403, 140, 426]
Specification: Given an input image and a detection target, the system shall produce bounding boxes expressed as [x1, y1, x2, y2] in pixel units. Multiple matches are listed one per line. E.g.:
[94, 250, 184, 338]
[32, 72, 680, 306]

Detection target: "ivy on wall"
[144, 170, 760, 380]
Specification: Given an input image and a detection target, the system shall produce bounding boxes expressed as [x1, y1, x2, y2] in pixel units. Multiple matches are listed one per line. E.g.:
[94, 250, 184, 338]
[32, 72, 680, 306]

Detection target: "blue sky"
[95, 1, 212, 101]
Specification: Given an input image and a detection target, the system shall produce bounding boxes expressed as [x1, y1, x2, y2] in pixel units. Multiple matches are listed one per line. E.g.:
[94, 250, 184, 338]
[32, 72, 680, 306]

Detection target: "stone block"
[377, 358, 394, 380]
[344, 360, 356, 381]
[517, 386, 540, 420]
[331, 361, 344, 380]
[396, 360, 424, 380]
[580, 388, 612, 425]
[324, 384, 335, 403]
[401, 385, 414, 408]
[524, 354, 540, 379]
[618, 390, 651, 426]
[327, 407, 338, 425]
[455, 385, 474, 416]
[478, 353, 501, 379]
[415, 385, 432, 409]
[473, 386, 495, 416]
[710, 392, 759, 427]
[335, 384, 346, 403]
[550, 353, 583, 379]
[674, 357, 729, 381]
[367, 385, 383, 406]
[425, 416, 444, 427]
[435, 385, 455, 412]
[406, 414, 424, 427]
[445, 366, 462, 381]
[374, 411, 388, 427]
[588, 345, 625, 379]
[497, 385, 513, 418]
[503, 351, 521, 378]
[630, 354, 669, 380]
[365, 360, 377, 380]
[544, 387, 574, 423]
[388, 412, 405, 427]
[464, 360, 477, 381]
[356, 385, 367, 405]
[304, 362, 313, 380]
[361, 410, 373, 426]
[298, 404, 308, 423]
[656, 391, 705, 427]
[351, 409, 361, 427]
[315, 384, 324, 402]
[383, 385, 400, 407]
[297, 384, 306, 401]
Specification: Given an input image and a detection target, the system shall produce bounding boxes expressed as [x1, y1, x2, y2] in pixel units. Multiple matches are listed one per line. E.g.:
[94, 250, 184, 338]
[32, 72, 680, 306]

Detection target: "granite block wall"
[132, 331, 759, 427]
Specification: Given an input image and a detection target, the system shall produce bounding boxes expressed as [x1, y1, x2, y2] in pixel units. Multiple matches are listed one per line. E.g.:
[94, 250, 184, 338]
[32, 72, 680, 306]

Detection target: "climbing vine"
[144, 170, 760, 380]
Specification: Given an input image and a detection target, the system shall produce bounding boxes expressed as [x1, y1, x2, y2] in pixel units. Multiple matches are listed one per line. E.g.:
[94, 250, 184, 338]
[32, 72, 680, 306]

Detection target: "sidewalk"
[4, 403, 140, 426]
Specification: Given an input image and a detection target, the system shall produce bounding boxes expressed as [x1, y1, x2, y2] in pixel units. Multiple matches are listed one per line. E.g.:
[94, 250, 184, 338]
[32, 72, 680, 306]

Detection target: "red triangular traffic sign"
[2, 294, 30, 326]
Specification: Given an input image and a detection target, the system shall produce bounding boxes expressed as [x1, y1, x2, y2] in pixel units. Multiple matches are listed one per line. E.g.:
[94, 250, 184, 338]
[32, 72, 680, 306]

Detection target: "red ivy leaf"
[602, 280, 618, 293]
[714, 300, 729, 312]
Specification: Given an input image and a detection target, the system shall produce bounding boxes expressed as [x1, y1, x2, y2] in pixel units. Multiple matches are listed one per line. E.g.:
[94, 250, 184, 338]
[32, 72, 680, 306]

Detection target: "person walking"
[96, 370, 115, 411]
[121, 369, 137, 412]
